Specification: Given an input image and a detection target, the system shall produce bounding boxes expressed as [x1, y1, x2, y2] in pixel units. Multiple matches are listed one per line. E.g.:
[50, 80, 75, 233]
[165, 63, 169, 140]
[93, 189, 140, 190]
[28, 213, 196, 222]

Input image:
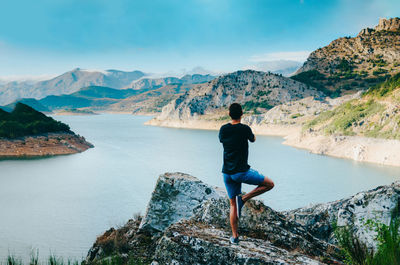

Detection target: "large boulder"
[138, 172, 225, 232]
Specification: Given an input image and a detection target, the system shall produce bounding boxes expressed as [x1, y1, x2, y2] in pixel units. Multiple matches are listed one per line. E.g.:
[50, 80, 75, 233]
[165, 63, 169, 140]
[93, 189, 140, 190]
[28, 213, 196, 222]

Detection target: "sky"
[0, 0, 399, 78]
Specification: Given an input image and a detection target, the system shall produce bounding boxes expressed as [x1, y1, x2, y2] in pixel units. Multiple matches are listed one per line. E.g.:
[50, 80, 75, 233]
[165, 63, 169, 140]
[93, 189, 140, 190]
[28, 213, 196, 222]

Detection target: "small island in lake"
[0, 102, 93, 158]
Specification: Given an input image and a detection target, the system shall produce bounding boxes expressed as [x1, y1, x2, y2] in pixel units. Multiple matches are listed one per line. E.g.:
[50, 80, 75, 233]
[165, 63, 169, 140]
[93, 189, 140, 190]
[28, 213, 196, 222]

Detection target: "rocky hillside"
[85, 172, 400, 265]
[153, 70, 324, 122]
[293, 17, 400, 96]
[304, 73, 400, 140]
[0, 68, 146, 105]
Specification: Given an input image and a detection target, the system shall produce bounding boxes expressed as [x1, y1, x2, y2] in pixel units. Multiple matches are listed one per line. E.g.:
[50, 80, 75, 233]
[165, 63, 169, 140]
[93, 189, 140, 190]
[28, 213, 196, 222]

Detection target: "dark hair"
[229, 103, 243, 120]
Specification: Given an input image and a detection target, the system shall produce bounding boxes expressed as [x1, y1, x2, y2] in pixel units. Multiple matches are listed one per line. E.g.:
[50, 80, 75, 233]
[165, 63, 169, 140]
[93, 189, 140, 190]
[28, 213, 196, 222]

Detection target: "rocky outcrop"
[285, 182, 400, 250]
[0, 132, 93, 158]
[294, 17, 400, 94]
[138, 172, 225, 232]
[375, 17, 400, 32]
[83, 172, 399, 264]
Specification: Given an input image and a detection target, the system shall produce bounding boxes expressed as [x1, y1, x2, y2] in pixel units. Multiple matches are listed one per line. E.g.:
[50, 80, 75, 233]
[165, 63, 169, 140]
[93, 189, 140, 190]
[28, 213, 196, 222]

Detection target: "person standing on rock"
[219, 103, 275, 244]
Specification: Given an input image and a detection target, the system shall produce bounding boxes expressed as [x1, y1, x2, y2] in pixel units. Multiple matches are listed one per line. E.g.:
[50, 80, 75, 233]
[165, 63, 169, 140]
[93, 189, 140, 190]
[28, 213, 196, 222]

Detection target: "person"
[218, 103, 274, 244]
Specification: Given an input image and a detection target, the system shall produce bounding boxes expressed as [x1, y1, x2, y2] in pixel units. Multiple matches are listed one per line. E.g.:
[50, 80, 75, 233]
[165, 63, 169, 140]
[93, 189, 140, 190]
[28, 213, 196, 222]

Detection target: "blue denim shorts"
[223, 168, 265, 199]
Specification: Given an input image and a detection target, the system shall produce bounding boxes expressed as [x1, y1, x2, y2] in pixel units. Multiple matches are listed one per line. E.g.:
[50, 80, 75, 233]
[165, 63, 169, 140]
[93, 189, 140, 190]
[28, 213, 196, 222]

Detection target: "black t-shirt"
[218, 123, 255, 174]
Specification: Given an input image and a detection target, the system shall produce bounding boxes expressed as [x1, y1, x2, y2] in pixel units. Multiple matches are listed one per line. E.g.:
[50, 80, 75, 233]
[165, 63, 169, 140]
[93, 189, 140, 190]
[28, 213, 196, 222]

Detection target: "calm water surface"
[1, 114, 399, 260]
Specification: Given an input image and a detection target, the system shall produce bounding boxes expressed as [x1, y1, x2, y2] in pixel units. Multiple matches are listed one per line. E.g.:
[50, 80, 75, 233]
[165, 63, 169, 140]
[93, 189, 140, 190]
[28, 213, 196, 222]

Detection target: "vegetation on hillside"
[0, 103, 70, 139]
[304, 73, 400, 139]
[365, 72, 400, 98]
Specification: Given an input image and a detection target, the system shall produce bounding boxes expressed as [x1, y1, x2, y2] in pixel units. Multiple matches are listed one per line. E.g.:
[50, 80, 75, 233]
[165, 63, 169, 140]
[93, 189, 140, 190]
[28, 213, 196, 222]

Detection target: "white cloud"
[249, 51, 311, 62]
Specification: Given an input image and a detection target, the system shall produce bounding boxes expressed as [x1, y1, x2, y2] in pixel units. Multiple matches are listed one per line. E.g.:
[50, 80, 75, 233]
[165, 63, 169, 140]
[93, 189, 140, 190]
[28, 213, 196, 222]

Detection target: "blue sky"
[0, 0, 399, 77]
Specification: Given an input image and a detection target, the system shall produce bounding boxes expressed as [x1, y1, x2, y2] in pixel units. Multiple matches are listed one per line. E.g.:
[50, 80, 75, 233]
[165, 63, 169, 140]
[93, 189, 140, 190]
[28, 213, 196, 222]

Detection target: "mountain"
[0, 68, 146, 105]
[293, 17, 400, 96]
[126, 74, 215, 90]
[38, 86, 145, 110]
[109, 74, 217, 113]
[107, 83, 196, 113]
[1, 74, 216, 113]
[153, 70, 324, 122]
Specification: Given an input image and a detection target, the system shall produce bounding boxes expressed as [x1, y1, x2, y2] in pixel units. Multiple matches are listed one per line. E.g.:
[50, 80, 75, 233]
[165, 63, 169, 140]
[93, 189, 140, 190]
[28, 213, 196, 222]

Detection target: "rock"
[86, 172, 399, 264]
[284, 181, 400, 250]
[153, 220, 328, 265]
[138, 172, 225, 232]
[375, 17, 400, 32]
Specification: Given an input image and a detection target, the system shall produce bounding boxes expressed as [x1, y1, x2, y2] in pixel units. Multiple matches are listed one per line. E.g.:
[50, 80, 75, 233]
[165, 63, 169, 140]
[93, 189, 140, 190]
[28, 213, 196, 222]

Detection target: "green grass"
[2, 253, 145, 265]
[304, 99, 384, 136]
[2, 253, 81, 265]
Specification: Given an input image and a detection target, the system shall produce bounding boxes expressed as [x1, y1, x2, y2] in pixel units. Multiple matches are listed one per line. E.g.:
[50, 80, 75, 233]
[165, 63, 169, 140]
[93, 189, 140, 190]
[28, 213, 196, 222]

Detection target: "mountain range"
[0, 68, 146, 105]
[1, 74, 217, 113]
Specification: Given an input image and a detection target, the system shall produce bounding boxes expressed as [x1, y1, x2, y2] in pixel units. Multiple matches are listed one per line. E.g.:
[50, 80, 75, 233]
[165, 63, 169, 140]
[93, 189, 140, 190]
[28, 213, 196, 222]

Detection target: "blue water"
[0, 114, 399, 260]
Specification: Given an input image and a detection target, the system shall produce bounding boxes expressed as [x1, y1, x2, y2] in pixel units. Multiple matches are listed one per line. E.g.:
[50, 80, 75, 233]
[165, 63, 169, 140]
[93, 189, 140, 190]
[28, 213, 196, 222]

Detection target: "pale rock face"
[138, 172, 225, 232]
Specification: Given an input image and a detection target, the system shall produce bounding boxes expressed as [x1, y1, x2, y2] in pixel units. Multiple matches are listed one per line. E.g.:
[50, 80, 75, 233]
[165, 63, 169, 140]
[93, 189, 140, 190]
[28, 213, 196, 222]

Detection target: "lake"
[1, 114, 399, 260]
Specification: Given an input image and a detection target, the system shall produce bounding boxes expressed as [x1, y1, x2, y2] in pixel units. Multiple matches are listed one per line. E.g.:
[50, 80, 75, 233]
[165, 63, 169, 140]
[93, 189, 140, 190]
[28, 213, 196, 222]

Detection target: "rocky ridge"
[85, 172, 400, 264]
[294, 17, 400, 94]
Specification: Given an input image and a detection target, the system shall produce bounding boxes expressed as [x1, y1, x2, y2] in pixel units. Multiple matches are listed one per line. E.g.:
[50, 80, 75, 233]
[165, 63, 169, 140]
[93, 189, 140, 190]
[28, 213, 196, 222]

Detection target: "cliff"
[293, 17, 400, 95]
[85, 172, 400, 264]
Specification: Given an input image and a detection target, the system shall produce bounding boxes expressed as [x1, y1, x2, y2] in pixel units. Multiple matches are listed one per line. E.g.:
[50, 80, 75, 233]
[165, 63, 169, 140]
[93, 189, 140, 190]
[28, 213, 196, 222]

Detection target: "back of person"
[218, 103, 274, 245]
[219, 123, 253, 174]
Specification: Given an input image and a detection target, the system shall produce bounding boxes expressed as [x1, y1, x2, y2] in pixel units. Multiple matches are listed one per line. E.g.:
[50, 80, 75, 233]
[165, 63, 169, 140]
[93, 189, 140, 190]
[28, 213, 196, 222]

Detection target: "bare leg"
[242, 176, 274, 203]
[229, 197, 239, 238]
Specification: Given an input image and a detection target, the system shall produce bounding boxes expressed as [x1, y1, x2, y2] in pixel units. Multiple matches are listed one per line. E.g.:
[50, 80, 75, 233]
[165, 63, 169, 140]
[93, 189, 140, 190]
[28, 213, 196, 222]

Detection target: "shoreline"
[146, 118, 400, 167]
[0, 132, 94, 159]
